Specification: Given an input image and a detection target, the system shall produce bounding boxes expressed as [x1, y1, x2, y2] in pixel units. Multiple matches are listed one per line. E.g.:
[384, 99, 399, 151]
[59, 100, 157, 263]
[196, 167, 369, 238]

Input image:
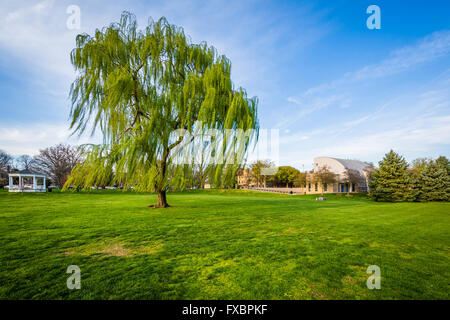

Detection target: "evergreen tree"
[408, 158, 431, 200]
[416, 160, 450, 201]
[369, 150, 411, 202]
[435, 156, 450, 175]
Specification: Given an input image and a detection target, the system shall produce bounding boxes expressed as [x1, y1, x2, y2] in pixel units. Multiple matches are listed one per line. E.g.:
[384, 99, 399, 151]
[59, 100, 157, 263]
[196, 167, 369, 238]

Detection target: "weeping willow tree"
[64, 12, 258, 207]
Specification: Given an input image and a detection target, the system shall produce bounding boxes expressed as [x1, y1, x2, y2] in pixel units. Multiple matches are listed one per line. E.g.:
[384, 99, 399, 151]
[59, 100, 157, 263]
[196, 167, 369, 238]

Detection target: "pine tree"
[435, 156, 450, 175]
[416, 161, 450, 202]
[408, 158, 431, 201]
[369, 150, 411, 202]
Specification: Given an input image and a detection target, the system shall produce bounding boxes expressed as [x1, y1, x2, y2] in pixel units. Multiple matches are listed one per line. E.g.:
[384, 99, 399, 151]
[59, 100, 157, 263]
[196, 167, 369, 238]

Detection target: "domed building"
[310, 157, 373, 194]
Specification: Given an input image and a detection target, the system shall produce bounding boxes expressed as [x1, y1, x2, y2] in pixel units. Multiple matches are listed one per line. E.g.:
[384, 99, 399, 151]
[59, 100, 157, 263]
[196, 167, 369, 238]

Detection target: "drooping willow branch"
[64, 12, 259, 206]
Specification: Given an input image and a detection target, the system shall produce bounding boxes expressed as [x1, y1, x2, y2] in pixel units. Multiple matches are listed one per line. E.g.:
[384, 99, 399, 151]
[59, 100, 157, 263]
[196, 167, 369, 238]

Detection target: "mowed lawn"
[0, 189, 448, 300]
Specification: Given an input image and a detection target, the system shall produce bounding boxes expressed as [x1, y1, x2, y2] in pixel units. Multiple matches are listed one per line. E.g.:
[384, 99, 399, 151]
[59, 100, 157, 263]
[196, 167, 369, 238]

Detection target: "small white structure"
[8, 170, 46, 192]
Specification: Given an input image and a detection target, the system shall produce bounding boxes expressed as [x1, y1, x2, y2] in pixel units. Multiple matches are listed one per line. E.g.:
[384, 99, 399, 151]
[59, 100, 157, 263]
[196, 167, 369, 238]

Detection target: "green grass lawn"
[0, 189, 448, 299]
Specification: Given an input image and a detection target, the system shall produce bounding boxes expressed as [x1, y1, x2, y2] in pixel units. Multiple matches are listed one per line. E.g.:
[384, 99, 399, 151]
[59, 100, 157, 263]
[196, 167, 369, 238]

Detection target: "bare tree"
[0, 150, 13, 187]
[410, 158, 430, 175]
[293, 171, 307, 188]
[15, 155, 35, 171]
[311, 165, 338, 194]
[342, 168, 368, 193]
[0, 150, 13, 172]
[250, 160, 274, 187]
[32, 144, 81, 187]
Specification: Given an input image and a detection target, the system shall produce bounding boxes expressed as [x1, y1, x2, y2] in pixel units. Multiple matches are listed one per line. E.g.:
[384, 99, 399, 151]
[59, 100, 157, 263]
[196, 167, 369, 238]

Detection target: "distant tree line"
[2, 144, 448, 202]
[246, 160, 368, 189]
[0, 151, 13, 187]
[244, 151, 449, 202]
[0, 144, 239, 191]
[0, 144, 81, 188]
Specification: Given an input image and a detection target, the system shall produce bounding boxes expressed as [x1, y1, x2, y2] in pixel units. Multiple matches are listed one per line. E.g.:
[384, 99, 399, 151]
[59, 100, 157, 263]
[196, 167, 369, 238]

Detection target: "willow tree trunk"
[156, 190, 169, 208]
[154, 147, 170, 208]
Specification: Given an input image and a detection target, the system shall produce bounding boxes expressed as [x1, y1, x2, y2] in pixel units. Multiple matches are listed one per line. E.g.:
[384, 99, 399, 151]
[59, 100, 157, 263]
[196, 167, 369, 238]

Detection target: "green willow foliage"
[64, 12, 258, 206]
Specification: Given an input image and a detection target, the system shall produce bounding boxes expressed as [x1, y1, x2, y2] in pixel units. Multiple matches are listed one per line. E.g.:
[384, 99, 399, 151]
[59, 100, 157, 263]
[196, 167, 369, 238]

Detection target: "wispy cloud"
[279, 72, 450, 168]
[0, 0, 330, 155]
[302, 30, 450, 97]
[0, 0, 75, 82]
[273, 30, 450, 169]
[281, 30, 450, 131]
[308, 115, 450, 159]
[0, 123, 102, 156]
[1, 1, 449, 166]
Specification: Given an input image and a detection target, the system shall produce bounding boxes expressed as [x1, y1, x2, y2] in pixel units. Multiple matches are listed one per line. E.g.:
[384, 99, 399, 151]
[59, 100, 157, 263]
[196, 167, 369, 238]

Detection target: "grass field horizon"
[0, 189, 448, 300]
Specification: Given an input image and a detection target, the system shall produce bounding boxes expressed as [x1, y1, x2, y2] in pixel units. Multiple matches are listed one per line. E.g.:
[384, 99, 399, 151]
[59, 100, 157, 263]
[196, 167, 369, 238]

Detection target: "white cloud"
[0, 0, 76, 83]
[302, 30, 450, 97]
[279, 30, 450, 131]
[0, 123, 100, 156]
[0, 0, 330, 157]
[279, 76, 450, 169]
[308, 115, 450, 158]
[270, 30, 450, 170]
[2, 1, 448, 167]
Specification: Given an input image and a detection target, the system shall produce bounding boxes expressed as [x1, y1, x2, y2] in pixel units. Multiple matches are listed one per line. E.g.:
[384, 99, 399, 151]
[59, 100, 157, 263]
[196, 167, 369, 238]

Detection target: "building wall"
[313, 157, 370, 192]
[303, 181, 359, 194]
[237, 168, 257, 188]
[249, 182, 361, 194]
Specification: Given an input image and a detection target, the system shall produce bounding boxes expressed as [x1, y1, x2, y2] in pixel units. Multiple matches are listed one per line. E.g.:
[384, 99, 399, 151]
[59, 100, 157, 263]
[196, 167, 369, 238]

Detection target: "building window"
[315, 183, 318, 191]
[324, 183, 327, 192]
[308, 183, 311, 192]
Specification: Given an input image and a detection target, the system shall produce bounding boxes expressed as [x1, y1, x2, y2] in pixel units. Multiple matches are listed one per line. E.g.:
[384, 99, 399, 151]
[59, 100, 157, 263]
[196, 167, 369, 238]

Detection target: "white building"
[8, 170, 47, 192]
[313, 157, 372, 193]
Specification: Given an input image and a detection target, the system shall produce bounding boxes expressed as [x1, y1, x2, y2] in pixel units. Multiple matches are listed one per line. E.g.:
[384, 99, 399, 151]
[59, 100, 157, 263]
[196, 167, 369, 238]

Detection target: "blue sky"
[0, 0, 449, 169]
